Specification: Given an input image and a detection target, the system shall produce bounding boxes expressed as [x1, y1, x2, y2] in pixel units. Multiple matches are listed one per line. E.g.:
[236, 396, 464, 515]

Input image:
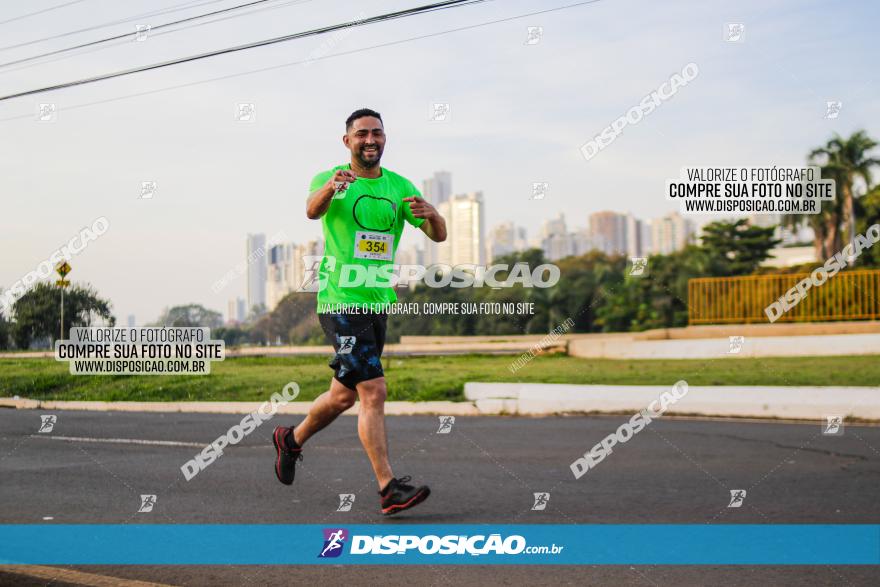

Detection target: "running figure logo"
[728, 336, 745, 354]
[531, 182, 549, 200]
[37, 103, 57, 122]
[436, 416, 455, 434]
[297, 255, 334, 293]
[725, 23, 745, 42]
[630, 257, 648, 276]
[824, 101, 842, 120]
[727, 489, 746, 508]
[822, 415, 844, 436]
[429, 103, 450, 122]
[337, 336, 356, 355]
[524, 26, 543, 45]
[236, 103, 256, 123]
[38, 415, 57, 433]
[318, 528, 348, 558]
[336, 493, 355, 512]
[138, 494, 157, 513]
[140, 181, 158, 199]
[532, 492, 550, 511]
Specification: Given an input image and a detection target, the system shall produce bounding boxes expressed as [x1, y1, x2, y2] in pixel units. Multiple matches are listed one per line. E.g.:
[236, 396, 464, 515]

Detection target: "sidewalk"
[3, 383, 878, 420]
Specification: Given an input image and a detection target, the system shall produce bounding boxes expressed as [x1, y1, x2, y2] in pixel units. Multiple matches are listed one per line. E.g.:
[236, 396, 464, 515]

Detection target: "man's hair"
[345, 108, 382, 132]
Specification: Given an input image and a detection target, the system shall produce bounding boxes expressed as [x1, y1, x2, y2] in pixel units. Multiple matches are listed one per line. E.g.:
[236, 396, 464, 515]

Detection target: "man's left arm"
[402, 196, 447, 243]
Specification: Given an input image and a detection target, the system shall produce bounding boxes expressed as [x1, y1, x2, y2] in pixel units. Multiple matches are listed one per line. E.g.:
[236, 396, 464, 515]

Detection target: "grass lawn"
[0, 354, 878, 402]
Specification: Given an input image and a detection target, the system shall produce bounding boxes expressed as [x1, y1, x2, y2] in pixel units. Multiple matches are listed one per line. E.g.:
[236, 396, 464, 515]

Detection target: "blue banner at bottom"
[1, 525, 878, 565]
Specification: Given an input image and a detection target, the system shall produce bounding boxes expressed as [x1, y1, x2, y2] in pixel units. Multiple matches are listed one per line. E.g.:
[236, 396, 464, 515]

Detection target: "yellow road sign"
[56, 279, 70, 287]
[55, 261, 71, 277]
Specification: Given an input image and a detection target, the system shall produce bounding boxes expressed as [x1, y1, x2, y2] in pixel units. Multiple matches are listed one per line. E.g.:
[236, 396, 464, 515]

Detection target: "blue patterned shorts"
[317, 312, 388, 390]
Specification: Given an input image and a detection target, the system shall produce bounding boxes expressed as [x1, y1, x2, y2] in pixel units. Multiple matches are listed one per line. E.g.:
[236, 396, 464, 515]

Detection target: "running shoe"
[379, 475, 430, 515]
[273, 425, 303, 485]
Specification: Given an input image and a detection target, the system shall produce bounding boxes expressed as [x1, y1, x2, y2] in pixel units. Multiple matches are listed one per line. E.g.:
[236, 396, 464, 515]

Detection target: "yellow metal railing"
[688, 270, 880, 324]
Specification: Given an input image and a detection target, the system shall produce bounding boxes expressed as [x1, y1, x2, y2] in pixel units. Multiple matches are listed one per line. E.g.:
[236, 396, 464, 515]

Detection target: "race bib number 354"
[354, 231, 394, 261]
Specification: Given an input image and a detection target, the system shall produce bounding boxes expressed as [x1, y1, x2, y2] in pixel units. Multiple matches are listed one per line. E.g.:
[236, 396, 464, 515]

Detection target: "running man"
[273, 108, 447, 516]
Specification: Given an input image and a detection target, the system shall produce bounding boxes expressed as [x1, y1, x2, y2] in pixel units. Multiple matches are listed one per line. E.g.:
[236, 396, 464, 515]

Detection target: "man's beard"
[356, 146, 382, 168]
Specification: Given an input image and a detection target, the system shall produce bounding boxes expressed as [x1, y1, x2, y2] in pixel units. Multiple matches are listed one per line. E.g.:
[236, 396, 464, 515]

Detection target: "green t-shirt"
[309, 164, 425, 312]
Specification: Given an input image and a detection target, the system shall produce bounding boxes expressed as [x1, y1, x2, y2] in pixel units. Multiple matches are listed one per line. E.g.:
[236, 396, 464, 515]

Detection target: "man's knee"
[357, 377, 387, 407]
[330, 380, 357, 411]
[334, 392, 356, 411]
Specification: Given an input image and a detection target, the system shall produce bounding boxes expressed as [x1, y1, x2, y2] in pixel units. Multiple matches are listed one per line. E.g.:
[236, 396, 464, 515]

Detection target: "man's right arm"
[306, 184, 335, 220]
[306, 168, 357, 220]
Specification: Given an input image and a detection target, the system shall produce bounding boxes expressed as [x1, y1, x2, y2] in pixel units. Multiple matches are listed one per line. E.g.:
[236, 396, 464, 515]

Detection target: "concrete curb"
[4, 382, 879, 420]
[464, 383, 880, 420]
[0, 398, 479, 416]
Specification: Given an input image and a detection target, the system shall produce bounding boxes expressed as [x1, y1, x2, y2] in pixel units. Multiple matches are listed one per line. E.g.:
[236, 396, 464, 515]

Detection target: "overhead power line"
[0, 0, 604, 119]
[0, 0, 90, 26]
[0, 0, 316, 77]
[0, 0, 229, 52]
[0, 0, 486, 102]
[0, 0, 286, 68]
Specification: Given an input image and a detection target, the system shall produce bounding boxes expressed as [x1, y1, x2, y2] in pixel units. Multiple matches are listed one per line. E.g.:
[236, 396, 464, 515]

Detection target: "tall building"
[266, 243, 293, 310]
[395, 245, 423, 289]
[292, 240, 324, 291]
[640, 220, 653, 255]
[437, 192, 485, 266]
[625, 213, 644, 258]
[265, 239, 324, 308]
[246, 233, 267, 313]
[650, 212, 695, 254]
[422, 171, 452, 207]
[487, 222, 527, 262]
[589, 211, 628, 255]
[395, 245, 423, 267]
[538, 213, 575, 261]
[422, 171, 452, 265]
[126, 315, 136, 327]
[227, 297, 246, 324]
[572, 227, 594, 256]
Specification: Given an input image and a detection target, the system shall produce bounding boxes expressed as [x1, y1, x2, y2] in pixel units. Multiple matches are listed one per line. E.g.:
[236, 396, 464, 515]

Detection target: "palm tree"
[784, 165, 844, 259]
[810, 130, 880, 254]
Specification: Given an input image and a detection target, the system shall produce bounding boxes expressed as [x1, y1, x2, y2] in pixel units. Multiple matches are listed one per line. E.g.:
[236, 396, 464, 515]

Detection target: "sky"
[0, 0, 878, 324]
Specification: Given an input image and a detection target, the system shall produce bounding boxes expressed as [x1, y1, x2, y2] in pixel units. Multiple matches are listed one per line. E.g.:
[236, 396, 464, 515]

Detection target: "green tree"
[250, 293, 320, 344]
[784, 165, 845, 259]
[153, 304, 222, 328]
[12, 282, 114, 349]
[810, 130, 880, 254]
[855, 184, 880, 267]
[212, 325, 250, 346]
[0, 312, 12, 350]
[700, 219, 780, 276]
[595, 247, 710, 332]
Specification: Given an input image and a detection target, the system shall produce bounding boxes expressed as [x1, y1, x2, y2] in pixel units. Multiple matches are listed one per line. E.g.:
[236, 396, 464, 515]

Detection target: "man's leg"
[273, 377, 355, 486]
[355, 376, 394, 491]
[293, 377, 357, 446]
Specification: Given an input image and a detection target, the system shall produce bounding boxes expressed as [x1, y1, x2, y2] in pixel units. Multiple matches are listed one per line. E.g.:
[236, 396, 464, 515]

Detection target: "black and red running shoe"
[272, 426, 303, 485]
[379, 476, 430, 515]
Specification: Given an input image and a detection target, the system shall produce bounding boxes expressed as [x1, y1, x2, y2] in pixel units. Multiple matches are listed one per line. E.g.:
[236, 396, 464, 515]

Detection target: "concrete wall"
[569, 333, 880, 359]
[464, 382, 880, 419]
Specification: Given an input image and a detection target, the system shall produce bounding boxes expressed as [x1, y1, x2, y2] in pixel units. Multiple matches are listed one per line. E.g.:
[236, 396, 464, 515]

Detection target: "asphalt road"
[1, 409, 878, 586]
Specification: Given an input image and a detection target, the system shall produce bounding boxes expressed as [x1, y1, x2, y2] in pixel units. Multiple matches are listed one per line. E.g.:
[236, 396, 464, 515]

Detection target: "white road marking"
[28, 435, 365, 450]
[31, 435, 203, 448]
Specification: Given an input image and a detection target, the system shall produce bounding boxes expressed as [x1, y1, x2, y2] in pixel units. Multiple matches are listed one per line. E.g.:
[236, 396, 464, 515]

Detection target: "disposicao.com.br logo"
[318, 528, 564, 558]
